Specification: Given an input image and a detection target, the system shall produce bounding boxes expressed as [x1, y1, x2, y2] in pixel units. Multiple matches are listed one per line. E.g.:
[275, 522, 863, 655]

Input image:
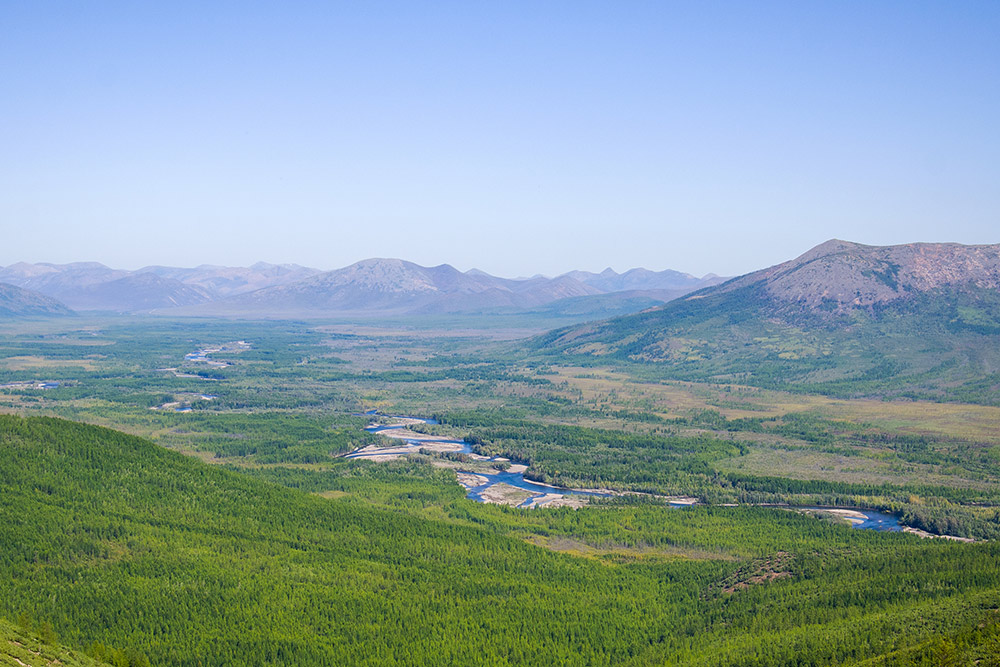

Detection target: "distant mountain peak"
[790, 238, 866, 264]
[561, 266, 722, 293]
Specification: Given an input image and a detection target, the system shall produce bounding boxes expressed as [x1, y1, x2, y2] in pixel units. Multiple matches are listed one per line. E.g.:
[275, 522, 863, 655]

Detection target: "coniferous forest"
[4, 413, 1000, 666]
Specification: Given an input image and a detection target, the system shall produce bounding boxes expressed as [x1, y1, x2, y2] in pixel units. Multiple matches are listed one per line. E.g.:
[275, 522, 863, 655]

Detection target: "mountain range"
[533, 239, 1000, 401]
[7, 239, 999, 398]
[0, 260, 722, 317]
[0, 261, 320, 312]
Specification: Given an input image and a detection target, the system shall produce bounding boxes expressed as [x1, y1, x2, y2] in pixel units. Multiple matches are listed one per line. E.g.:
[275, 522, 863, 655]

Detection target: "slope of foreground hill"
[533, 240, 1000, 403]
[3, 415, 1000, 665]
[1, 616, 124, 667]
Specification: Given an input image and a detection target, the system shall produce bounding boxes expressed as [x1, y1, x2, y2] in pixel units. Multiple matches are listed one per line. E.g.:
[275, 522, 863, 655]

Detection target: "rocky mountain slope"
[0, 283, 73, 317]
[710, 239, 1000, 312]
[532, 240, 1000, 402]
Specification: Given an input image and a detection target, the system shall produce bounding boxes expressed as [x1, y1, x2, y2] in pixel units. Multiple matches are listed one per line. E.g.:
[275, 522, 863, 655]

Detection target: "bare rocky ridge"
[711, 239, 1000, 311]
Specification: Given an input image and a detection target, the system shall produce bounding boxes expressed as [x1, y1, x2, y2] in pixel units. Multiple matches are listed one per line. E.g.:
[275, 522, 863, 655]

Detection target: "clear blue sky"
[2, 1, 998, 277]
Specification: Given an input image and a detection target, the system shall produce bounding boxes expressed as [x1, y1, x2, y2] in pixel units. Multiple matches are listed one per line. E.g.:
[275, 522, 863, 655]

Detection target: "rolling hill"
[532, 240, 1000, 403]
[5, 414, 1000, 666]
[54, 273, 213, 312]
[0, 283, 73, 317]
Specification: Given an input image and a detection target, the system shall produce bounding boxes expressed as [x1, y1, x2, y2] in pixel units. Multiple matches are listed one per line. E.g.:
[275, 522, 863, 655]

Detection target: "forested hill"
[0, 414, 566, 666]
[530, 240, 1000, 403]
[5, 414, 1000, 666]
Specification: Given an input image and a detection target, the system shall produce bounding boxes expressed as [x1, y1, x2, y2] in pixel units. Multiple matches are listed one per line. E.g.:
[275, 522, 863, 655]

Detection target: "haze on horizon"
[2, 2, 998, 279]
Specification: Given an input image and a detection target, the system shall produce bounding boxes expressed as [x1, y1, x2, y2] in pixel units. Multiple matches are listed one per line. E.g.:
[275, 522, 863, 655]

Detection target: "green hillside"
[532, 274, 1000, 405]
[1, 616, 115, 667]
[4, 413, 1000, 665]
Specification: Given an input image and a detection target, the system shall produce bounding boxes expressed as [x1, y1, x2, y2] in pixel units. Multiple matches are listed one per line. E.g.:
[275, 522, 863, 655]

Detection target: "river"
[354, 412, 907, 528]
[796, 507, 902, 532]
[463, 471, 609, 507]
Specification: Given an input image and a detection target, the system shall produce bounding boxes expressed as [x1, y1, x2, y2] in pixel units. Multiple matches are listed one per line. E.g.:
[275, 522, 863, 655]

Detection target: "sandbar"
[456, 472, 489, 489]
[479, 483, 537, 506]
[522, 493, 591, 509]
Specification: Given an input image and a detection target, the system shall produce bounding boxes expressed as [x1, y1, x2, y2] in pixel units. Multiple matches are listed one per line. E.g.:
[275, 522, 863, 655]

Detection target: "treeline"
[152, 411, 378, 462]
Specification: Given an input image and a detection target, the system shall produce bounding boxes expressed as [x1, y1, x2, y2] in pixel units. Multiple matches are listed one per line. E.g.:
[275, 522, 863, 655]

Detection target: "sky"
[2, 1, 998, 278]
